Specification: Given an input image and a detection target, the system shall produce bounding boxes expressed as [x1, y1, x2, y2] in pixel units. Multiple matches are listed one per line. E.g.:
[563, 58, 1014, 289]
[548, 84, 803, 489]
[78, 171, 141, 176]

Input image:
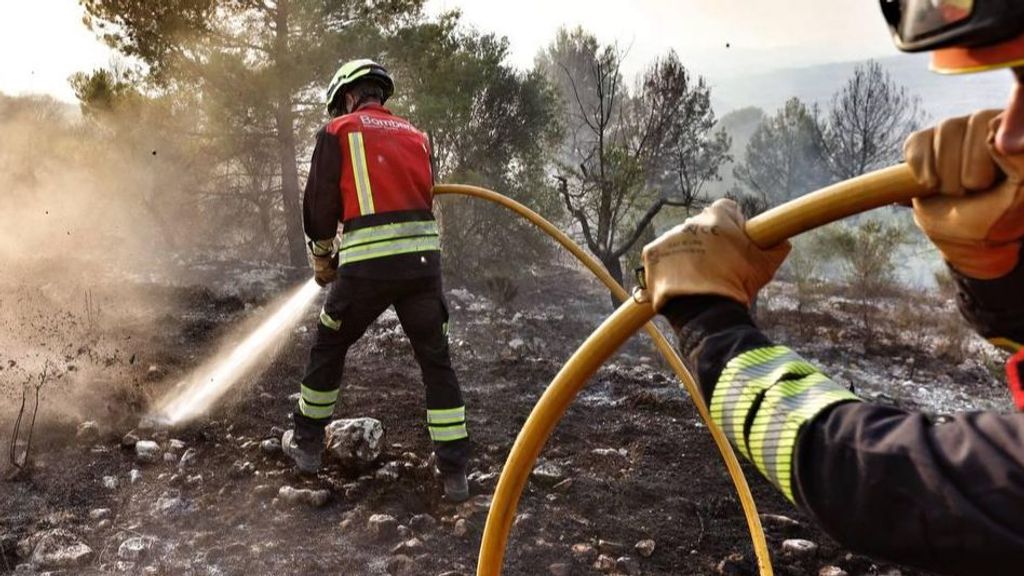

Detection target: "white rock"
[278, 486, 329, 508]
[168, 439, 186, 452]
[102, 476, 119, 490]
[260, 438, 282, 454]
[548, 562, 571, 576]
[117, 536, 153, 560]
[593, 554, 616, 571]
[367, 514, 398, 539]
[325, 417, 384, 463]
[571, 543, 597, 563]
[76, 421, 100, 443]
[163, 452, 177, 463]
[154, 495, 189, 516]
[88, 508, 111, 520]
[781, 538, 818, 558]
[616, 556, 639, 575]
[135, 441, 161, 463]
[532, 462, 564, 482]
[178, 447, 198, 468]
[129, 469, 143, 484]
[635, 539, 655, 558]
[30, 529, 93, 568]
[375, 461, 402, 481]
[819, 566, 849, 576]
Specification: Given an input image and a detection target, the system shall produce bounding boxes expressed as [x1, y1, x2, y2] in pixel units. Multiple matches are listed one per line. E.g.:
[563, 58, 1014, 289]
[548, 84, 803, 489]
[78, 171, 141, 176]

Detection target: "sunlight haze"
[2, 0, 900, 101]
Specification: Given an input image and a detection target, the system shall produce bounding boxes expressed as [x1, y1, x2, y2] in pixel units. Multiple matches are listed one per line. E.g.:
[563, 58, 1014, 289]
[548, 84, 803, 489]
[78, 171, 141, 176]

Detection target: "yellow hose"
[433, 184, 772, 572]
[458, 163, 932, 576]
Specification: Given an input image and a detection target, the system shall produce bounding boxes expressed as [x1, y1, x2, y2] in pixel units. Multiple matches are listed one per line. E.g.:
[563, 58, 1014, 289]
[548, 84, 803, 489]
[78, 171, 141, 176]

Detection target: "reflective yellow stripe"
[990, 337, 1023, 353]
[338, 236, 440, 266]
[348, 131, 375, 215]
[320, 308, 341, 331]
[340, 221, 439, 250]
[427, 406, 466, 425]
[711, 347, 812, 459]
[429, 424, 468, 442]
[299, 397, 335, 419]
[749, 376, 858, 502]
[301, 384, 339, 405]
[710, 346, 860, 503]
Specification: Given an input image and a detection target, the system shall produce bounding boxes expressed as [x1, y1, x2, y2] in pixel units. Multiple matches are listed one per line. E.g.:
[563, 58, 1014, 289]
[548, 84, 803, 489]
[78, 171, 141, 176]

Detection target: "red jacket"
[303, 103, 440, 279]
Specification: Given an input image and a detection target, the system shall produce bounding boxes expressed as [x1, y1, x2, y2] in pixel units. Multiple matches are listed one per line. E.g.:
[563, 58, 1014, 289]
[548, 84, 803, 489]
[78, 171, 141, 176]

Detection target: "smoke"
[150, 279, 319, 426]
[0, 91, 213, 431]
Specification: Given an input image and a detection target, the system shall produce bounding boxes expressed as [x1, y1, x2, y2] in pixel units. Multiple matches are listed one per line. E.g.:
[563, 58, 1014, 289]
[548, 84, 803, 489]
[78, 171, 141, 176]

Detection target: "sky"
[423, 0, 902, 80]
[0, 0, 114, 101]
[0, 0, 902, 102]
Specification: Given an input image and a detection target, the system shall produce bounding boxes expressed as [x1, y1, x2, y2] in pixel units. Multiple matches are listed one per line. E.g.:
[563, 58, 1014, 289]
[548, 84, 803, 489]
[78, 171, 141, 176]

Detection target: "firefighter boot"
[282, 429, 322, 474]
[438, 467, 469, 502]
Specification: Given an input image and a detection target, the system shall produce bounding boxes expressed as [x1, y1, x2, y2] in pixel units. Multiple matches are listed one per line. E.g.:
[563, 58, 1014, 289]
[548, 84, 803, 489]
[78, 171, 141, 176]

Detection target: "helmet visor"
[898, 0, 974, 42]
[881, 0, 1023, 52]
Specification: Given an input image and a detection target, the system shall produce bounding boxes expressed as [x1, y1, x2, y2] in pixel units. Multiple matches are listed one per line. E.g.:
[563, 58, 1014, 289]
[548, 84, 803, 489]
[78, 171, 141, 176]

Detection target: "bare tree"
[734, 97, 831, 208]
[539, 28, 730, 291]
[819, 60, 925, 181]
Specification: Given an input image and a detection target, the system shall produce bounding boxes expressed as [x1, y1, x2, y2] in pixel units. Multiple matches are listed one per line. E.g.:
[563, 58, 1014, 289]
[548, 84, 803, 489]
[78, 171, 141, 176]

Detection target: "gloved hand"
[309, 239, 339, 287]
[905, 110, 1024, 280]
[641, 199, 790, 311]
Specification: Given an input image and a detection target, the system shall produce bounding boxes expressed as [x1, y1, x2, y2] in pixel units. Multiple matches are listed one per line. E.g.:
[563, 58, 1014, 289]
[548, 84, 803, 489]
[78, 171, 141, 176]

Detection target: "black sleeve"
[302, 127, 343, 241]
[952, 258, 1024, 347]
[797, 403, 1024, 575]
[664, 294, 1024, 576]
[662, 295, 770, 400]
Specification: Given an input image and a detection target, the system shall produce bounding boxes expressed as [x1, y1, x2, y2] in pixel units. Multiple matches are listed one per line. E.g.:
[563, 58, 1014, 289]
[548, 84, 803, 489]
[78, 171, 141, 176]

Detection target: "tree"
[734, 97, 830, 207]
[818, 218, 909, 343]
[79, 0, 425, 266]
[539, 28, 730, 290]
[385, 14, 563, 280]
[819, 60, 925, 181]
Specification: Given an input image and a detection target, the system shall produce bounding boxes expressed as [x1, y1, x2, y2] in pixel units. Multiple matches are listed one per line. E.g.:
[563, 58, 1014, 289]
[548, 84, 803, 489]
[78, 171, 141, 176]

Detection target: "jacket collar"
[352, 102, 391, 115]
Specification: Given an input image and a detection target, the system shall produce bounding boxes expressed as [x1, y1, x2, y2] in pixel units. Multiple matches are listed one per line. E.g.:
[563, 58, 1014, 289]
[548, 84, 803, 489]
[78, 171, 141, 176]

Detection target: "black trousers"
[293, 274, 469, 472]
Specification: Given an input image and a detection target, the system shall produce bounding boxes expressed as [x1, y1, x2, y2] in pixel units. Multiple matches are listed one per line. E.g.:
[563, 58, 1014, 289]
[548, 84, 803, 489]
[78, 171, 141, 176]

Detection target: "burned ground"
[0, 261, 1009, 575]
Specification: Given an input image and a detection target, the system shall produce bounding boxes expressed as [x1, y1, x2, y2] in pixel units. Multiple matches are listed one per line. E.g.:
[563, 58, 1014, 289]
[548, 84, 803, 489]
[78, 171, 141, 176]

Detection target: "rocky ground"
[0, 260, 1011, 576]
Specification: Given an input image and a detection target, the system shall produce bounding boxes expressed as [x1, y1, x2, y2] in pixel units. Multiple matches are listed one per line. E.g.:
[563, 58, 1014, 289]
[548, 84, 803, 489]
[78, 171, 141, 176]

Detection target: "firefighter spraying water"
[150, 279, 321, 426]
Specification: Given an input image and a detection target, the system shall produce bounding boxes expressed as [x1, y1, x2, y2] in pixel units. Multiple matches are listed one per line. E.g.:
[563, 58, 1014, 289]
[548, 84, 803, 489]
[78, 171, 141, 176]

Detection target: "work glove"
[641, 199, 790, 311]
[906, 110, 1024, 280]
[309, 239, 339, 287]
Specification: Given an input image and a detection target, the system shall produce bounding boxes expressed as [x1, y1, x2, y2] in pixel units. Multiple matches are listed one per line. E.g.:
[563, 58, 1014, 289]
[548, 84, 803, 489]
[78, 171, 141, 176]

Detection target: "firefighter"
[642, 3, 1024, 574]
[282, 59, 470, 502]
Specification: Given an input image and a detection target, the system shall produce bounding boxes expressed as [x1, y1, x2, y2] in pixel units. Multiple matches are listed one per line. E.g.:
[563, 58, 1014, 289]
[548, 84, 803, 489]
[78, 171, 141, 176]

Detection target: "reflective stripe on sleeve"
[348, 131, 376, 216]
[320, 308, 342, 331]
[709, 346, 860, 503]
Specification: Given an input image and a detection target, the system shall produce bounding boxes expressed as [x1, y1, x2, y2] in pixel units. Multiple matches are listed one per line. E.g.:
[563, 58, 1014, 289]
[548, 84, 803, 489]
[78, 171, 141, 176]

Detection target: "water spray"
[150, 278, 321, 425]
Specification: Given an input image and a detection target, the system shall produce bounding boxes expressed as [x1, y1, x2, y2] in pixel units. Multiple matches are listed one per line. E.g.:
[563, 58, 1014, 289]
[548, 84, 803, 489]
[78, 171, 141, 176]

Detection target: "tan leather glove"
[906, 110, 1024, 280]
[641, 199, 790, 311]
[309, 239, 339, 287]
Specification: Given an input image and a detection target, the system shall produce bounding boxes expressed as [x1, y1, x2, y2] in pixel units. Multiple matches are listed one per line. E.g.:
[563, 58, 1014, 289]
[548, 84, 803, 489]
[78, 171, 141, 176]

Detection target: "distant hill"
[707, 53, 1011, 121]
